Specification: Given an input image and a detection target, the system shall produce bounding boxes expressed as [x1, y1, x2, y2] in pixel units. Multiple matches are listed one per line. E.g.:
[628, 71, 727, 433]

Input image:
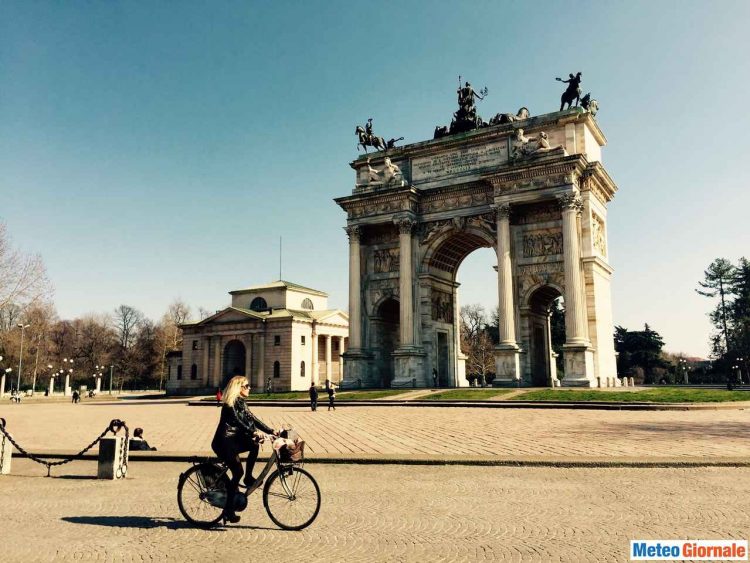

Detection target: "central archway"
[222, 339, 246, 386]
[371, 297, 399, 387]
[526, 286, 564, 386]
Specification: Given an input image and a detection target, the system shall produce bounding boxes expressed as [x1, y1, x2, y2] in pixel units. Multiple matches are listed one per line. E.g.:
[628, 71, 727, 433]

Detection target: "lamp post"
[62, 358, 74, 396]
[16, 323, 30, 392]
[738, 357, 745, 385]
[0, 356, 9, 397]
[109, 365, 114, 395]
[678, 358, 689, 385]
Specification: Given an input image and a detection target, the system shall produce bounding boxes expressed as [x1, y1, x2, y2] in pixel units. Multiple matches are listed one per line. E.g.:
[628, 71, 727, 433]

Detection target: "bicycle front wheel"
[263, 466, 321, 530]
[177, 462, 229, 528]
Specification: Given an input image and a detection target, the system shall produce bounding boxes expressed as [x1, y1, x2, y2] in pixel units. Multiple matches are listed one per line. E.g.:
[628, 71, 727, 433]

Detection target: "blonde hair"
[222, 376, 249, 407]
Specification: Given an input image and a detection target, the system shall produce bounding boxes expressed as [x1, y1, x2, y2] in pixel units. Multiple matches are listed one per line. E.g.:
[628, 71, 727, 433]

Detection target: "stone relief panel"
[348, 198, 417, 220]
[420, 190, 493, 214]
[412, 140, 509, 183]
[592, 213, 607, 256]
[516, 262, 565, 305]
[373, 248, 399, 273]
[512, 202, 561, 225]
[431, 289, 454, 323]
[369, 285, 400, 316]
[420, 212, 497, 247]
[521, 230, 563, 258]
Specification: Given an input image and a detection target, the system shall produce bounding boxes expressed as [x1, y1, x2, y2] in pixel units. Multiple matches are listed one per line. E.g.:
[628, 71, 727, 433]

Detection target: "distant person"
[432, 368, 438, 388]
[327, 383, 336, 411]
[129, 427, 157, 451]
[216, 387, 223, 404]
[309, 384, 318, 412]
[71, 390, 80, 404]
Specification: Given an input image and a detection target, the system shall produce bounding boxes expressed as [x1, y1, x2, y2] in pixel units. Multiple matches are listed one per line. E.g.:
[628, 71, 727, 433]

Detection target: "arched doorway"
[526, 286, 564, 386]
[423, 226, 496, 388]
[222, 340, 246, 386]
[372, 298, 399, 387]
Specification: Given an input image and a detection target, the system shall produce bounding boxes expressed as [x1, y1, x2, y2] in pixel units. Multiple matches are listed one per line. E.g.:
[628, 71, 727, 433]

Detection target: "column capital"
[344, 225, 361, 242]
[394, 215, 416, 234]
[491, 203, 512, 220]
[557, 191, 583, 213]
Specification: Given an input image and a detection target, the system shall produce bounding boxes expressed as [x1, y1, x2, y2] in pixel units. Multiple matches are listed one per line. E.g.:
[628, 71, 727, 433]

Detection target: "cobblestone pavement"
[1, 400, 748, 460]
[1, 459, 748, 562]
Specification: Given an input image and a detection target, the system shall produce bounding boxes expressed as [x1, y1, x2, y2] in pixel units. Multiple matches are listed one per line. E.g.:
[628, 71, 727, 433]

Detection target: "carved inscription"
[517, 263, 563, 276]
[522, 231, 563, 258]
[412, 141, 509, 182]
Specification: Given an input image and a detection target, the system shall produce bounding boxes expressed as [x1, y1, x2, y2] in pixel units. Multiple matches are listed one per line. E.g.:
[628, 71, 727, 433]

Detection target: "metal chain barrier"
[0, 418, 129, 478]
[0, 418, 6, 472]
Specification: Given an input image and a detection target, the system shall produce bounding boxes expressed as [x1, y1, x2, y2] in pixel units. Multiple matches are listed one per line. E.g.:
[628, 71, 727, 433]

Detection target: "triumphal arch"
[336, 86, 617, 388]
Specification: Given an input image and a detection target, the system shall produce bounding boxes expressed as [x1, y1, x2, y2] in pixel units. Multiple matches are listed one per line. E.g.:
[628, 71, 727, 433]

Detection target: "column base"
[492, 344, 522, 387]
[392, 348, 426, 388]
[561, 345, 596, 387]
[341, 349, 373, 388]
[456, 353, 468, 387]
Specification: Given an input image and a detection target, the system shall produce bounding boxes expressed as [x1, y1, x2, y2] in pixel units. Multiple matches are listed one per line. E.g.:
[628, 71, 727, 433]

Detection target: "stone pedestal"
[0, 428, 11, 475]
[95, 376, 102, 393]
[97, 436, 128, 480]
[392, 349, 426, 387]
[341, 350, 372, 388]
[492, 345, 522, 386]
[561, 345, 596, 387]
[48, 377, 55, 396]
[0, 374, 5, 397]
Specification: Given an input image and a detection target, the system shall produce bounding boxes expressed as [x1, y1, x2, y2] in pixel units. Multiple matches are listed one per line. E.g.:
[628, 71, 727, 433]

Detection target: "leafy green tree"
[696, 258, 736, 356]
[613, 324, 667, 383]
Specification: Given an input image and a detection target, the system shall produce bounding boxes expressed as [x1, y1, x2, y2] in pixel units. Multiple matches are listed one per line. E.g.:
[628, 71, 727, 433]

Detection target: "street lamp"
[16, 323, 30, 392]
[738, 357, 745, 385]
[109, 365, 114, 395]
[678, 358, 689, 385]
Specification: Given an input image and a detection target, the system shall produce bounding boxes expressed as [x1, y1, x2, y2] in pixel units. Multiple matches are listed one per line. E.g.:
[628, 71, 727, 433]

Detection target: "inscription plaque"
[412, 140, 509, 182]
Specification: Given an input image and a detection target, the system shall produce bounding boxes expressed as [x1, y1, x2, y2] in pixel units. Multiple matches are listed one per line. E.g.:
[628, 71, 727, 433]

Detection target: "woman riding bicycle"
[211, 375, 276, 523]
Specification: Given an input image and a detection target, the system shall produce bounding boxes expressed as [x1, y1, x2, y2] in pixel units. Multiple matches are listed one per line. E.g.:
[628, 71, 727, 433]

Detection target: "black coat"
[211, 398, 274, 453]
[309, 387, 318, 400]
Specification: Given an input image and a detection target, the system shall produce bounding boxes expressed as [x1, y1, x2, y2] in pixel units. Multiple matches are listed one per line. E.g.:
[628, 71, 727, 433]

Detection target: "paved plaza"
[1, 399, 749, 461]
[1, 459, 748, 562]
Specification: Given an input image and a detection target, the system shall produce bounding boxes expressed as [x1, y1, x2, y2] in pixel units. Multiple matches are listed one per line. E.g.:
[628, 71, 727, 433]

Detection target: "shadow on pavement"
[63, 516, 200, 530]
[61, 516, 277, 531]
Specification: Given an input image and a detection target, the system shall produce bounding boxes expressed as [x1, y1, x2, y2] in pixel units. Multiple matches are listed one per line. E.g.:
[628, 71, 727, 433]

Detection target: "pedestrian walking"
[309, 383, 318, 411]
[327, 383, 336, 411]
[216, 387, 223, 404]
[432, 368, 438, 388]
[71, 390, 80, 403]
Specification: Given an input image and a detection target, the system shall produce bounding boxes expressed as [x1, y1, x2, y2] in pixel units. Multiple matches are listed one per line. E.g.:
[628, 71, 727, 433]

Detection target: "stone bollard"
[0, 421, 11, 475]
[97, 436, 128, 480]
[620, 377, 627, 387]
[628, 377, 635, 387]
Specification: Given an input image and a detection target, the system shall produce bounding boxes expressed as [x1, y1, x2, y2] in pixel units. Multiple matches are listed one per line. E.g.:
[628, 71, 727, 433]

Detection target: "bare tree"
[460, 304, 495, 383]
[157, 299, 192, 390]
[0, 222, 52, 314]
[113, 305, 144, 350]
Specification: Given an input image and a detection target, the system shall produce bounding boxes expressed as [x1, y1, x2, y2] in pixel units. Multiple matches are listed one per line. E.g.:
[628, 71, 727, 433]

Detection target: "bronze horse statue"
[557, 72, 582, 111]
[356, 125, 387, 153]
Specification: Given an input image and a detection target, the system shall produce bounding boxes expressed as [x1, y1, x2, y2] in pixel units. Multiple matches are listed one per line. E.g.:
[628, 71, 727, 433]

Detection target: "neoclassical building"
[166, 280, 349, 395]
[336, 106, 618, 388]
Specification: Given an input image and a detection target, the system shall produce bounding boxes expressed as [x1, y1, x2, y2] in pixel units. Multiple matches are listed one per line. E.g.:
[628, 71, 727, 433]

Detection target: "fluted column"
[202, 336, 211, 386]
[213, 338, 223, 388]
[395, 216, 415, 347]
[558, 191, 589, 345]
[346, 226, 362, 349]
[338, 337, 345, 380]
[495, 204, 517, 345]
[325, 335, 332, 383]
[257, 333, 265, 389]
[312, 329, 319, 385]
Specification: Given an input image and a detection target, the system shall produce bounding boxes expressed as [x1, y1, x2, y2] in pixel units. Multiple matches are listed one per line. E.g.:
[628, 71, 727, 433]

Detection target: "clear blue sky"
[2, 1, 749, 357]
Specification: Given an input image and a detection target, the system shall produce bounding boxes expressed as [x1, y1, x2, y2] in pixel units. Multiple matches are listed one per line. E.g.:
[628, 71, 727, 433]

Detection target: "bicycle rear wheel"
[177, 462, 230, 528]
[263, 466, 321, 530]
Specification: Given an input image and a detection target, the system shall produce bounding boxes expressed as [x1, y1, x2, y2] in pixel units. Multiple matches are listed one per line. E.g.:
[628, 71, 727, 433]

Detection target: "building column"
[312, 329, 319, 385]
[346, 226, 362, 349]
[558, 190, 595, 386]
[202, 336, 211, 387]
[492, 204, 521, 385]
[338, 337, 345, 381]
[395, 216, 415, 347]
[258, 333, 266, 391]
[453, 283, 467, 387]
[213, 337, 223, 388]
[244, 334, 253, 383]
[325, 335, 332, 383]
[558, 192, 589, 346]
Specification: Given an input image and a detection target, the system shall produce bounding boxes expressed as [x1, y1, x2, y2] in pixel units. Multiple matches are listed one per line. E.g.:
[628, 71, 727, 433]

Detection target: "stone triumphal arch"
[336, 106, 617, 388]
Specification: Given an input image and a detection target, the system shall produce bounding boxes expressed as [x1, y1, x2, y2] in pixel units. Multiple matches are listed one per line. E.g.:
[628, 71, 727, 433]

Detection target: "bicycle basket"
[279, 440, 305, 464]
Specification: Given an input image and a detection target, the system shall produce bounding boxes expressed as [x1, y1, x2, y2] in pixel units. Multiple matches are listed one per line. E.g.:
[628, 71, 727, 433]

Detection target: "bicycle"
[177, 430, 321, 530]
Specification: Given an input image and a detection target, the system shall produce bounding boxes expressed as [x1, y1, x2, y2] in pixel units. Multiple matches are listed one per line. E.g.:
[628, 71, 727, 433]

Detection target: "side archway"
[222, 339, 246, 386]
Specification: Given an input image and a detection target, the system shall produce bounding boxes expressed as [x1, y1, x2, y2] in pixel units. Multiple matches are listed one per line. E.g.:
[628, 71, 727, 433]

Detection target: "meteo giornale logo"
[631, 540, 748, 560]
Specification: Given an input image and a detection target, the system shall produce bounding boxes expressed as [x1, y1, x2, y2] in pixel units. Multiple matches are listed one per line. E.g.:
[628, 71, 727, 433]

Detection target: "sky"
[2, 1, 749, 357]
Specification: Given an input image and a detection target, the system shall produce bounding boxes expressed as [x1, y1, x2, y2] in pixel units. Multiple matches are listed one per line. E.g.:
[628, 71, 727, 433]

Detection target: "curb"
[13, 451, 750, 468]
[186, 399, 750, 411]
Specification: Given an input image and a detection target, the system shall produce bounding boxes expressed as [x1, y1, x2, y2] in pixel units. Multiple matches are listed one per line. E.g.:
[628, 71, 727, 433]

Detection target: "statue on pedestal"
[580, 93, 599, 116]
[556, 72, 582, 111]
[511, 129, 566, 161]
[356, 118, 387, 153]
[449, 80, 488, 135]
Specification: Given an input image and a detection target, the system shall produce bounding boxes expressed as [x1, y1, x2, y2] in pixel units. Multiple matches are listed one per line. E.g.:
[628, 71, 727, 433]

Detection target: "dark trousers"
[310, 398, 317, 411]
[211, 439, 259, 515]
[328, 396, 335, 410]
